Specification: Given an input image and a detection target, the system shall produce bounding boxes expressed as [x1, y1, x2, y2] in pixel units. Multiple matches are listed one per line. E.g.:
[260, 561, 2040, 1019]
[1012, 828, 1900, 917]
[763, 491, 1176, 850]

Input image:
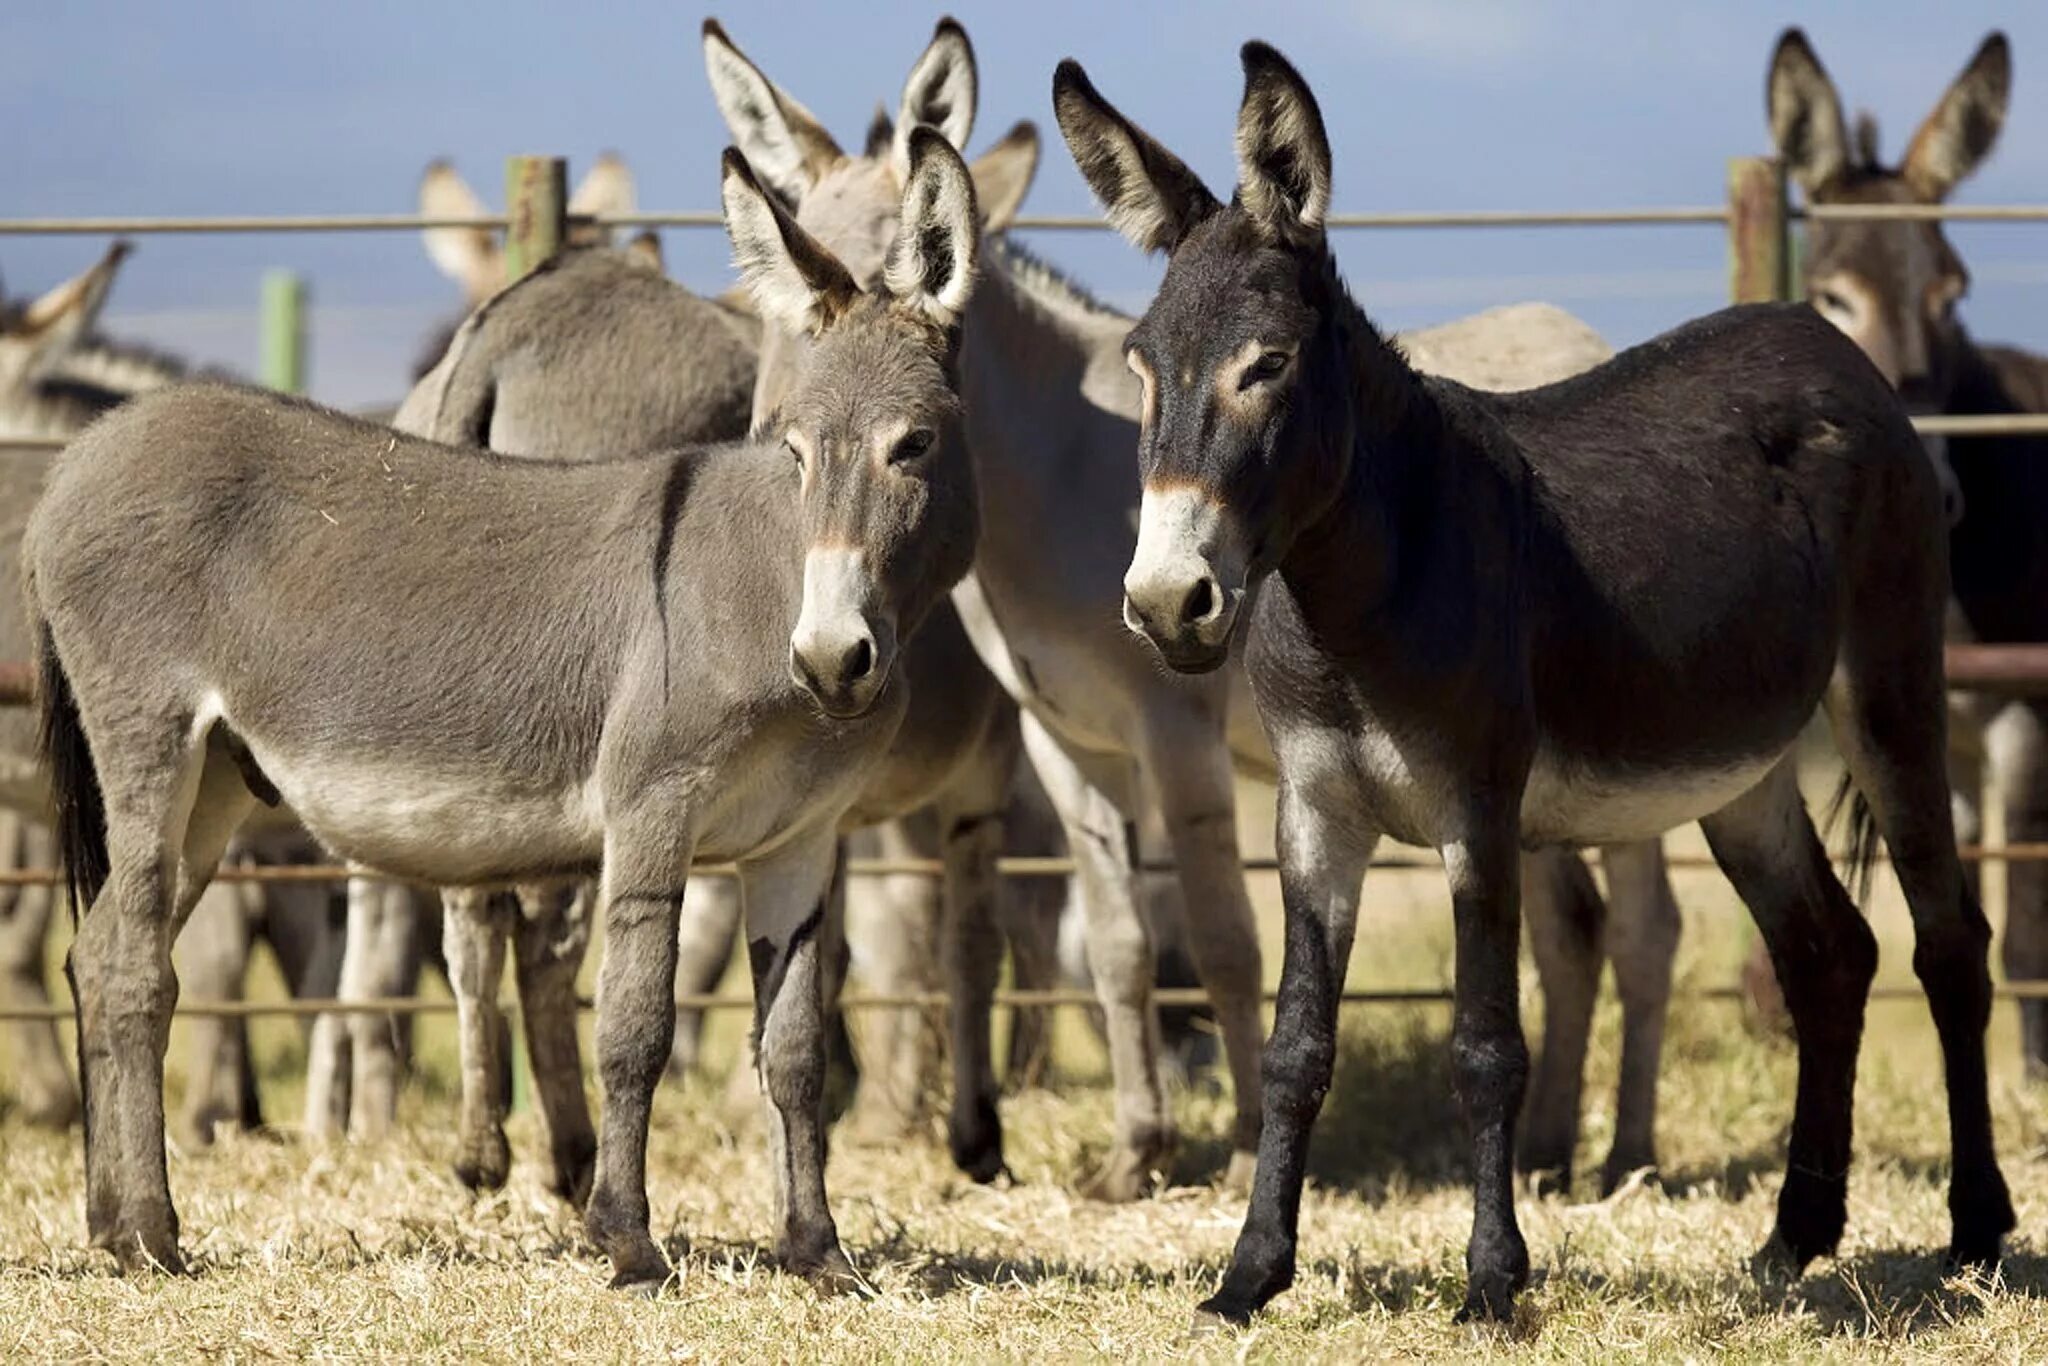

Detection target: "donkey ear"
[969, 121, 1039, 233]
[1767, 29, 1852, 193]
[568, 152, 636, 246]
[703, 18, 844, 205]
[891, 17, 978, 180]
[1236, 42, 1332, 241]
[419, 160, 505, 305]
[622, 230, 665, 275]
[1902, 32, 2011, 200]
[885, 127, 980, 328]
[864, 104, 896, 160]
[722, 148, 860, 336]
[1053, 59, 1219, 254]
[9, 241, 131, 378]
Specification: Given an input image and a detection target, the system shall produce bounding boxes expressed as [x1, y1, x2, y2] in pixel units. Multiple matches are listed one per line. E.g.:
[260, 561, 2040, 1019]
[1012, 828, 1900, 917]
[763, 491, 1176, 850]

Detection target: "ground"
[5, 766, 2048, 1361]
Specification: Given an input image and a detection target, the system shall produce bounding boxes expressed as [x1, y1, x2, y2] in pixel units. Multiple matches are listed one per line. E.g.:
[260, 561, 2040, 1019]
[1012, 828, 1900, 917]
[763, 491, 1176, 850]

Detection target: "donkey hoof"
[106, 1229, 188, 1278]
[607, 1268, 667, 1298]
[1190, 1296, 1252, 1334]
[1220, 1149, 1257, 1195]
[1748, 1231, 1809, 1286]
[454, 1142, 512, 1194]
[791, 1246, 874, 1300]
[1077, 1140, 1166, 1203]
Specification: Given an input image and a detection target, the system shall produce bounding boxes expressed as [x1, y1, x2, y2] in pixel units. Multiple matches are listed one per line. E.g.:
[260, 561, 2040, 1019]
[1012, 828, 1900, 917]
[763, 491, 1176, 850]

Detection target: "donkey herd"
[3, 18, 2046, 1331]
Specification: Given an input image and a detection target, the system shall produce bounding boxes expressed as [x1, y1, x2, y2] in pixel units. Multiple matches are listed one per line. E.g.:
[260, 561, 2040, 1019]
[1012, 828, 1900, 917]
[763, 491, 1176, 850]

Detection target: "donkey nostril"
[842, 637, 875, 683]
[1180, 577, 1217, 626]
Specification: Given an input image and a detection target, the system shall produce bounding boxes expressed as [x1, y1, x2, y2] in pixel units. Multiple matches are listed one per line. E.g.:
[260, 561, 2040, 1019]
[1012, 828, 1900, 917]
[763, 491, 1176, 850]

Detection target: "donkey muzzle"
[791, 548, 896, 719]
[1123, 485, 1245, 673]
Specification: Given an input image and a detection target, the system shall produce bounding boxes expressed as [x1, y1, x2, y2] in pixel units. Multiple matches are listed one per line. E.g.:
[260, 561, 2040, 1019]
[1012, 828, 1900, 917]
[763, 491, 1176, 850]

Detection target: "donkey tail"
[35, 618, 108, 922]
[1821, 772, 1880, 908]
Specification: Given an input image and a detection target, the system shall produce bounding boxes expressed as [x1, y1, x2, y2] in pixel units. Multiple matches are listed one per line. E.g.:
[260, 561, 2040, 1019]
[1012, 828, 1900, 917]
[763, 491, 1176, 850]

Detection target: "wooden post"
[1726, 156, 1790, 304]
[503, 155, 568, 284]
[259, 270, 307, 394]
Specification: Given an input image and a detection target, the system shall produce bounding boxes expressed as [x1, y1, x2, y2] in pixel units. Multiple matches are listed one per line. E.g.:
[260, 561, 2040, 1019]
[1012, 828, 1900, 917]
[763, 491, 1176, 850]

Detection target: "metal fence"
[6, 154, 2048, 1026]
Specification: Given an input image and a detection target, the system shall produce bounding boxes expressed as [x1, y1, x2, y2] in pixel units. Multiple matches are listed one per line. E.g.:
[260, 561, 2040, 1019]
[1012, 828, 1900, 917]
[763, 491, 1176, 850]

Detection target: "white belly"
[1519, 751, 1779, 847]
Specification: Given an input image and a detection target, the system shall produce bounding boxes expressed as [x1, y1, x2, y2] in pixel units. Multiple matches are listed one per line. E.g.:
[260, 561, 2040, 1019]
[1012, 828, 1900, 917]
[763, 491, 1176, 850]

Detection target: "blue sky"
[3, 1, 2044, 407]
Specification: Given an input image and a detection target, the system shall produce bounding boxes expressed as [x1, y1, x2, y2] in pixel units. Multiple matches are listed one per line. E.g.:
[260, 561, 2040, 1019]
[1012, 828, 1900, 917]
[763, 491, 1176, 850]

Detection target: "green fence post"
[259, 270, 307, 394]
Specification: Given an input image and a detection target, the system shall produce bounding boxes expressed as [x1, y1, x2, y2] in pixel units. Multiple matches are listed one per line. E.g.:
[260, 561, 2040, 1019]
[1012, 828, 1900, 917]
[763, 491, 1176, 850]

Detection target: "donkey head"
[1768, 30, 2009, 411]
[0, 241, 130, 394]
[722, 128, 982, 719]
[1057, 44, 1346, 672]
[418, 153, 642, 308]
[703, 16, 1039, 429]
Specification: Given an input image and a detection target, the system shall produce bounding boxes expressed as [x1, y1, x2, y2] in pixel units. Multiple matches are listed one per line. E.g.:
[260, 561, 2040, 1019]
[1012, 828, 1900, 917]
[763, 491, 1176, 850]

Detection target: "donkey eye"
[889, 428, 935, 465]
[1812, 288, 1853, 316]
[783, 434, 806, 474]
[1241, 350, 1292, 389]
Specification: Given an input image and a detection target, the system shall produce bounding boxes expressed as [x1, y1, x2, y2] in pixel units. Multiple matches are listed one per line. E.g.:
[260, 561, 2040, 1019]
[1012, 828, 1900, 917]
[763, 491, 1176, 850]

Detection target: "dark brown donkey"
[1762, 28, 2048, 1073]
[1055, 42, 2012, 1325]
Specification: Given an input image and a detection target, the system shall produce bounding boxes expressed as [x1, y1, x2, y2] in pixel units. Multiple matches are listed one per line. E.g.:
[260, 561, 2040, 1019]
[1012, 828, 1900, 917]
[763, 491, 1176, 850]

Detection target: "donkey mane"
[985, 235, 1129, 329]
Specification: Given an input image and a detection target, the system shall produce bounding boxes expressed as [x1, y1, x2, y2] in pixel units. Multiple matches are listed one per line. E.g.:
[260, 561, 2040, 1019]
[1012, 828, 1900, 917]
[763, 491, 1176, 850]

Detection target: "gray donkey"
[1057, 41, 2010, 1324]
[392, 229, 1028, 1196]
[0, 243, 354, 1146]
[30, 132, 985, 1291]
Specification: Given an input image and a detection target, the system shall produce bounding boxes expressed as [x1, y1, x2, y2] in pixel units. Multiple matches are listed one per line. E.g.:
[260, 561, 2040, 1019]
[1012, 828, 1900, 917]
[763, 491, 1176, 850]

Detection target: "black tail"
[1822, 772, 1880, 908]
[36, 620, 108, 923]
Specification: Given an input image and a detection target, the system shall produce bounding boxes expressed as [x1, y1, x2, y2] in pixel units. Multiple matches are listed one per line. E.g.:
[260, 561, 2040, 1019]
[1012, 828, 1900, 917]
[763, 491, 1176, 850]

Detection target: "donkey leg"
[1700, 760, 1875, 1272]
[670, 874, 741, 1079]
[1141, 720, 1263, 1190]
[1198, 762, 1376, 1328]
[1599, 839, 1679, 1193]
[76, 730, 254, 1275]
[171, 873, 258, 1149]
[994, 772, 1067, 1094]
[1517, 848, 1601, 1194]
[741, 829, 861, 1292]
[935, 744, 1015, 1183]
[1020, 712, 1169, 1202]
[584, 815, 688, 1292]
[442, 887, 512, 1193]
[1987, 703, 2048, 1078]
[340, 875, 421, 1141]
[843, 817, 943, 1144]
[0, 815, 77, 1128]
[1830, 680, 2014, 1266]
[513, 881, 597, 1207]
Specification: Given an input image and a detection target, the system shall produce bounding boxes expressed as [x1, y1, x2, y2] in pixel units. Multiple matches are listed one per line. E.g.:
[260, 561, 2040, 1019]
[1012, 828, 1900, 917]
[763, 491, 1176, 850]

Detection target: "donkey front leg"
[513, 881, 597, 1206]
[741, 828, 863, 1292]
[334, 873, 424, 1141]
[0, 815, 78, 1128]
[1021, 711, 1170, 1201]
[585, 820, 689, 1292]
[1198, 764, 1375, 1328]
[670, 874, 742, 1079]
[442, 887, 513, 1193]
[935, 758, 1014, 1183]
[1142, 723, 1265, 1191]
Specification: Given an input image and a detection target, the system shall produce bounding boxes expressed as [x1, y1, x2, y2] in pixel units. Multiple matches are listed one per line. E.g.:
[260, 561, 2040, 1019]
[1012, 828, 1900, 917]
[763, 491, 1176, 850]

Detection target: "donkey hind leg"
[1199, 761, 1378, 1328]
[336, 874, 423, 1141]
[513, 880, 596, 1206]
[669, 874, 741, 1079]
[741, 828, 864, 1293]
[442, 886, 514, 1193]
[1698, 759, 1875, 1274]
[0, 813, 78, 1127]
[584, 815, 688, 1293]
[1020, 711, 1169, 1202]
[1141, 720, 1264, 1192]
[170, 868, 260, 1148]
[842, 817, 944, 1145]
[1517, 848, 1601, 1194]
[1829, 676, 2013, 1267]
[1599, 839, 1679, 1193]
[75, 724, 256, 1275]
[1986, 702, 2048, 1079]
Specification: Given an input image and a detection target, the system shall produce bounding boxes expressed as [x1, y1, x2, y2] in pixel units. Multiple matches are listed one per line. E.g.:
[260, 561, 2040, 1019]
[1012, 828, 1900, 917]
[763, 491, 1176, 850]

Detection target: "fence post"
[1726, 156, 1790, 304]
[503, 155, 568, 284]
[259, 270, 307, 394]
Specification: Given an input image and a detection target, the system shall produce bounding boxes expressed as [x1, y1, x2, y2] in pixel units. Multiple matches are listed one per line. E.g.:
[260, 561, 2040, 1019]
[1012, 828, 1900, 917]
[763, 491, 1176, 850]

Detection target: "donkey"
[30, 131, 983, 1289]
[412, 153, 646, 380]
[391, 232, 1025, 1196]
[0, 243, 347, 1145]
[1762, 28, 2048, 1074]
[1056, 41, 2012, 1324]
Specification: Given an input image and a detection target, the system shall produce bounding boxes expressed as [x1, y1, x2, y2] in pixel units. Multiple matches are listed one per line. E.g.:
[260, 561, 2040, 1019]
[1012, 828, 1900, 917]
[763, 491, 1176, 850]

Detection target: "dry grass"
[7, 771, 2048, 1361]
